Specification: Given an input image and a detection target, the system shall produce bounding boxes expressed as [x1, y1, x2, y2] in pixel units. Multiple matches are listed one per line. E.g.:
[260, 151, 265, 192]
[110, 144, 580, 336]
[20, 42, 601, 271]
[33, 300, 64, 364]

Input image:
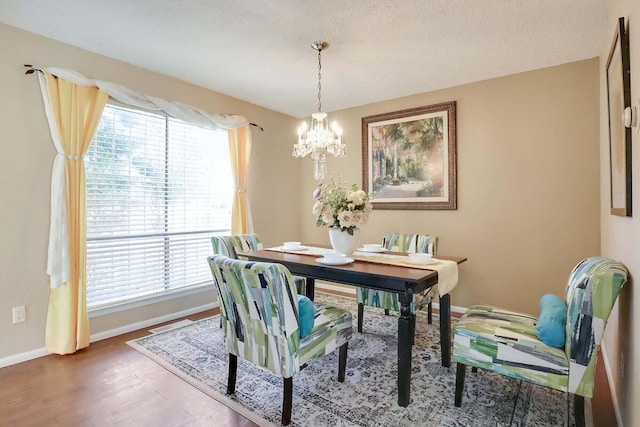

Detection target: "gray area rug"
[127, 293, 575, 427]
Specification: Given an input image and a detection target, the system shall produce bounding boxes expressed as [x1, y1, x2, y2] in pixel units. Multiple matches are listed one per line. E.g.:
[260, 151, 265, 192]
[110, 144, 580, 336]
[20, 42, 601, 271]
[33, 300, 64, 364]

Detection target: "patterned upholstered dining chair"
[211, 233, 306, 295]
[207, 254, 353, 426]
[453, 257, 628, 427]
[356, 233, 438, 333]
[210, 233, 262, 259]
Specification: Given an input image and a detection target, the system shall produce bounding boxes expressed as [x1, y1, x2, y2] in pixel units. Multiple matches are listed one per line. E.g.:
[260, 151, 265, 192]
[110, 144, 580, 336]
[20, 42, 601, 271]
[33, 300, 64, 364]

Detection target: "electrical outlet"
[12, 306, 26, 324]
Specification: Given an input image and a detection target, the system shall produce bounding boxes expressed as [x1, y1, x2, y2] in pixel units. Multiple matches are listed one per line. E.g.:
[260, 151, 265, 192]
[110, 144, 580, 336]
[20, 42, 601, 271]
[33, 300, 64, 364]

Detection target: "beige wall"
[601, 2, 640, 426]
[301, 59, 601, 314]
[0, 23, 299, 360]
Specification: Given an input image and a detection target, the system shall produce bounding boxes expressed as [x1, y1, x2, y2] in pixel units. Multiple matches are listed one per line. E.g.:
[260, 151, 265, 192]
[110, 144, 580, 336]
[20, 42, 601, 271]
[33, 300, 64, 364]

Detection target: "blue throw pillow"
[536, 294, 567, 348]
[297, 295, 315, 338]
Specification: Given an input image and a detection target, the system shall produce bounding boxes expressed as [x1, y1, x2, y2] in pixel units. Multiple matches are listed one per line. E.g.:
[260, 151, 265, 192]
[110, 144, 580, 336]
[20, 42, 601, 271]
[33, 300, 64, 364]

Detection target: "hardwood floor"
[0, 309, 258, 427]
[0, 295, 617, 426]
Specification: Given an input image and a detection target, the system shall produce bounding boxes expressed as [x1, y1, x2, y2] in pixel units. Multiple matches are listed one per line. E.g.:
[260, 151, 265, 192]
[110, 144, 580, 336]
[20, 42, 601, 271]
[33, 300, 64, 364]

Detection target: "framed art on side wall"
[606, 17, 632, 217]
[361, 102, 456, 210]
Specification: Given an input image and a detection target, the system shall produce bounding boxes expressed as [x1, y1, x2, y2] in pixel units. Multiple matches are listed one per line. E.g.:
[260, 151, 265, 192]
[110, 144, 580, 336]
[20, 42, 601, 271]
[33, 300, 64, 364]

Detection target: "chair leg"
[410, 313, 416, 345]
[227, 353, 237, 395]
[574, 395, 585, 427]
[338, 342, 348, 382]
[427, 302, 433, 324]
[384, 308, 390, 316]
[454, 362, 466, 407]
[357, 303, 364, 332]
[282, 377, 293, 425]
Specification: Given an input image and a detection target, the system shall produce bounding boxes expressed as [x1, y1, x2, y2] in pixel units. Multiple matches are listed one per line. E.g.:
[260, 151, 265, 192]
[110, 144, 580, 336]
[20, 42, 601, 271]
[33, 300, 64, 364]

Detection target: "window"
[85, 104, 233, 309]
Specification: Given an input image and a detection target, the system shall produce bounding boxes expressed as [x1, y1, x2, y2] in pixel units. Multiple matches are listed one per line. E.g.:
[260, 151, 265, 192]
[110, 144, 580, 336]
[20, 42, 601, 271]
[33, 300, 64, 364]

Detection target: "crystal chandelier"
[292, 41, 346, 181]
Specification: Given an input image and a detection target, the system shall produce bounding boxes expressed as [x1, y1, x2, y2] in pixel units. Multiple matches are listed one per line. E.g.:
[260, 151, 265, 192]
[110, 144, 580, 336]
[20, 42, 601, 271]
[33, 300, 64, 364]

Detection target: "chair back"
[207, 254, 302, 378]
[383, 233, 438, 255]
[564, 257, 628, 396]
[211, 233, 262, 258]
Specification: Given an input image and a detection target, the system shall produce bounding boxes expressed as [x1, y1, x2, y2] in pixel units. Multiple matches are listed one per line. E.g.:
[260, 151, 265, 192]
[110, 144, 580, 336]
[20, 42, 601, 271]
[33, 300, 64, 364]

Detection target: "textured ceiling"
[0, 0, 607, 118]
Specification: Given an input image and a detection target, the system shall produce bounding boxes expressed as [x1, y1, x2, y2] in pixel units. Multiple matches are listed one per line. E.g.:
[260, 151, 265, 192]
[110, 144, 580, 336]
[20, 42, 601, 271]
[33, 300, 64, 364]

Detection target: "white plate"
[356, 246, 386, 253]
[316, 257, 354, 266]
[279, 246, 307, 251]
[403, 258, 439, 266]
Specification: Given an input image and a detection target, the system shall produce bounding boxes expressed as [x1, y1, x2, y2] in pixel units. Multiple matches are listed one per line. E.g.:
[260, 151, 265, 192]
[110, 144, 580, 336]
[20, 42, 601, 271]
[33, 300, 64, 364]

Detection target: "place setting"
[270, 241, 333, 257]
[403, 252, 439, 266]
[355, 243, 387, 253]
[316, 251, 354, 266]
[279, 241, 308, 251]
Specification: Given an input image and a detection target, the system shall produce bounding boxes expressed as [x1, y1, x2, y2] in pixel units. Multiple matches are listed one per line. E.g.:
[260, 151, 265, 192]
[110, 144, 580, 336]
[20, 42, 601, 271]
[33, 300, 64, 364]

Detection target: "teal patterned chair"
[453, 257, 628, 427]
[211, 233, 306, 295]
[356, 233, 438, 333]
[207, 254, 353, 426]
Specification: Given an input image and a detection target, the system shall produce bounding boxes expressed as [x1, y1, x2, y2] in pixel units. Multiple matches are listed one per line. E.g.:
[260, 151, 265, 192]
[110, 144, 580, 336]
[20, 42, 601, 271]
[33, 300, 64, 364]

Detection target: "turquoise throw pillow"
[536, 294, 567, 348]
[297, 295, 315, 338]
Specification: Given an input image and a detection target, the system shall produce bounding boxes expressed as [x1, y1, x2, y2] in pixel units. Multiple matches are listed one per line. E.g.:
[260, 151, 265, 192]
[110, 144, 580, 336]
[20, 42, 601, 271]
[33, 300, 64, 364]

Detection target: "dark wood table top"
[237, 248, 466, 294]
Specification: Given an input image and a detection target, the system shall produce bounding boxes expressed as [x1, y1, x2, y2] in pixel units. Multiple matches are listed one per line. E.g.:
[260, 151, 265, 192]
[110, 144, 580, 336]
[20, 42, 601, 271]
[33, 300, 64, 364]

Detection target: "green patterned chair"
[356, 233, 438, 333]
[211, 233, 306, 295]
[453, 257, 628, 427]
[207, 254, 353, 426]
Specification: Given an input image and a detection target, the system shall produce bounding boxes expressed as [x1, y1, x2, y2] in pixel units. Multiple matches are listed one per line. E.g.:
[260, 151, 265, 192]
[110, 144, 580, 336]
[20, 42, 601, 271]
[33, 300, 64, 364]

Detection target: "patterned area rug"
[127, 293, 575, 427]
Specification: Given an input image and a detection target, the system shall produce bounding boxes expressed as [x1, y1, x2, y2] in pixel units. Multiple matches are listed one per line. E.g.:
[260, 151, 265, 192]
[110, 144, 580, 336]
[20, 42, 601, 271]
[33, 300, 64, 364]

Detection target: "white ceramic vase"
[328, 227, 361, 256]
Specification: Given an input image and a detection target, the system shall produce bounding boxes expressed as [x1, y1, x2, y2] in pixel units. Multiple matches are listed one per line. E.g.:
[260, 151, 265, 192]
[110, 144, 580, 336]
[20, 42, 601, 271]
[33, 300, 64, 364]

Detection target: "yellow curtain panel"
[40, 72, 108, 354]
[228, 125, 253, 234]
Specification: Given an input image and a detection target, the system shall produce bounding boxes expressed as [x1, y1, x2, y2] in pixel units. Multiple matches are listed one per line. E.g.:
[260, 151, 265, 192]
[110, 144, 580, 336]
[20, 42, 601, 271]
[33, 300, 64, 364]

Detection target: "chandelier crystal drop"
[292, 41, 346, 181]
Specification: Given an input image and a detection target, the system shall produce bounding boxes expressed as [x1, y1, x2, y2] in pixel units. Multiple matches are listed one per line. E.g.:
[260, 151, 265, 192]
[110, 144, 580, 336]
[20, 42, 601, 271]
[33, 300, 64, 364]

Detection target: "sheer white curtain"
[43, 67, 248, 130]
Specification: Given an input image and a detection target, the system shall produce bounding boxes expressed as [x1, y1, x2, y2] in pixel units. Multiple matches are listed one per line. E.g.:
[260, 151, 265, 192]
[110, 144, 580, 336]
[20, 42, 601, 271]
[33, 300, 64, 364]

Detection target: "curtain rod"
[24, 64, 40, 74]
[24, 65, 264, 132]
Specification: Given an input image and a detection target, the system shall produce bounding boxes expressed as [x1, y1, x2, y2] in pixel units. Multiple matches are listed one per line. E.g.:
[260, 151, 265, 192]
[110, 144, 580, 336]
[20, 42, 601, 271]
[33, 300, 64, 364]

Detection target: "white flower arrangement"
[312, 174, 373, 234]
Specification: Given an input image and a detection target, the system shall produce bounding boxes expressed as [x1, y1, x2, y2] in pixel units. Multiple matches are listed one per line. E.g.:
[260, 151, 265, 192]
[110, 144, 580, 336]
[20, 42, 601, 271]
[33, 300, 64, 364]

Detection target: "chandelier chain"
[317, 48, 322, 113]
[293, 40, 346, 181]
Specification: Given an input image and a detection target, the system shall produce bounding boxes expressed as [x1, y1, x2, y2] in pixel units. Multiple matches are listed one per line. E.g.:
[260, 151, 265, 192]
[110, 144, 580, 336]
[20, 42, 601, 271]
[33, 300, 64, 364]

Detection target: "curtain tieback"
[58, 153, 82, 160]
[236, 189, 247, 193]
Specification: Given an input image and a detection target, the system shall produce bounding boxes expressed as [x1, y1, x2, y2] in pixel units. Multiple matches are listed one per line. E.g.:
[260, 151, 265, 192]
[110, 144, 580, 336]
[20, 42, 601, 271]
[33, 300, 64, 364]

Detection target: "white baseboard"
[585, 398, 593, 427]
[89, 302, 218, 342]
[601, 343, 624, 427]
[0, 302, 218, 369]
[315, 282, 468, 315]
[0, 347, 50, 369]
[316, 282, 357, 295]
[433, 301, 467, 315]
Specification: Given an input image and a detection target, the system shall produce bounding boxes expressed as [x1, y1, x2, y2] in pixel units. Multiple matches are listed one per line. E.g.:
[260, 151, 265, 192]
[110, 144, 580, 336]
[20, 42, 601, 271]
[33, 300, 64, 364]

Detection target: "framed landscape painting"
[361, 102, 457, 210]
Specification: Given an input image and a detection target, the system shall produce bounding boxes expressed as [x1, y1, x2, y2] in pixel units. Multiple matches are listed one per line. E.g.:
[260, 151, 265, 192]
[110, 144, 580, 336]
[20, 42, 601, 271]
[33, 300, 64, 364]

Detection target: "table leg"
[439, 293, 451, 368]
[305, 277, 315, 301]
[397, 292, 414, 407]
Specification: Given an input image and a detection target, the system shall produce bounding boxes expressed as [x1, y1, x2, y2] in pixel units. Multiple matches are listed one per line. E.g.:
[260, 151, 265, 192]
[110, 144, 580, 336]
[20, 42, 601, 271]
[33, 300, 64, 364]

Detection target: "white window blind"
[85, 104, 233, 309]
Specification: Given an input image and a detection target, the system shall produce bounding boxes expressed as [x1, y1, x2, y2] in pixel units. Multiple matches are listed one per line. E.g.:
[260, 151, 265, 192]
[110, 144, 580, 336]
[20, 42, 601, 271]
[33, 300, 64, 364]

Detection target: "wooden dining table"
[237, 247, 466, 407]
